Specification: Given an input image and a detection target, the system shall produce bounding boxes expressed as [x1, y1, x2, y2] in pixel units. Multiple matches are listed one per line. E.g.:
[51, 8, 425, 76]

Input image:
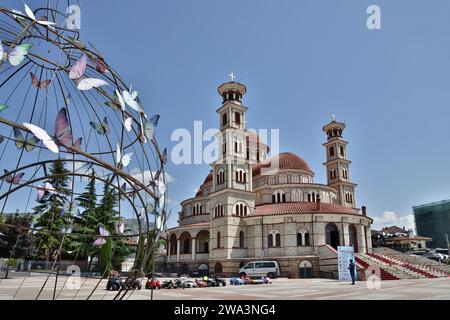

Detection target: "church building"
[164, 77, 373, 278]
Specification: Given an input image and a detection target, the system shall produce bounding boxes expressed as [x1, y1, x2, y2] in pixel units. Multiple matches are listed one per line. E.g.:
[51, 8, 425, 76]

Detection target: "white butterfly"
[115, 89, 126, 111]
[124, 117, 133, 132]
[121, 87, 145, 113]
[69, 54, 108, 91]
[22, 123, 59, 153]
[77, 78, 109, 91]
[116, 144, 133, 167]
[0, 40, 32, 66]
[24, 4, 56, 26]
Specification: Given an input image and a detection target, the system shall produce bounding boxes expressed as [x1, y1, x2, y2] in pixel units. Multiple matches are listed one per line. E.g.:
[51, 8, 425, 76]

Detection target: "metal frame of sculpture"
[0, 1, 168, 300]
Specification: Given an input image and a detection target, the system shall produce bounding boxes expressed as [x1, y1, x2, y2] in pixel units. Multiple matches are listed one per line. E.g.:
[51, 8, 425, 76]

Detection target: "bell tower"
[322, 115, 357, 208]
[208, 74, 256, 268]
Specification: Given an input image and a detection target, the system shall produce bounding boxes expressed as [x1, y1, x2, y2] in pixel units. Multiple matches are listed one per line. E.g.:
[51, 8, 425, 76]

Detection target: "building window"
[297, 233, 303, 246]
[214, 204, 224, 218]
[217, 170, 225, 184]
[268, 231, 281, 247]
[342, 169, 348, 179]
[239, 231, 244, 248]
[222, 113, 227, 126]
[183, 239, 190, 254]
[305, 233, 310, 245]
[276, 233, 281, 247]
[329, 146, 335, 157]
[340, 145, 345, 157]
[217, 232, 221, 248]
[345, 192, 353, 203]
[268, 234, 274, 247]
[235, 112, 241, 125]
[272, 194, 276, 203]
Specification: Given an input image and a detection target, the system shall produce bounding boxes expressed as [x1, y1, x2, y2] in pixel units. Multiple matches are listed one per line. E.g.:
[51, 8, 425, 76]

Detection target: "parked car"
[145, 278, 161, 290]
[239, 261, 280, 278]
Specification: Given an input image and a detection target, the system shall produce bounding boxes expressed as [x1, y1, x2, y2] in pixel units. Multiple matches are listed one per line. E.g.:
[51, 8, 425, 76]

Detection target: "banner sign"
[337, 246, 356, 281]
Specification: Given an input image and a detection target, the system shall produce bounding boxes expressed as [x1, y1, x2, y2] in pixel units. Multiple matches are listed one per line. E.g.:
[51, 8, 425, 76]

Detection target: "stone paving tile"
[0, 276, 448, 300]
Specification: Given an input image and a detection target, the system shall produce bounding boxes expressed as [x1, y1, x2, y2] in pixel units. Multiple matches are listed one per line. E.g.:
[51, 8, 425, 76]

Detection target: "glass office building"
[413, 200, 450, 248]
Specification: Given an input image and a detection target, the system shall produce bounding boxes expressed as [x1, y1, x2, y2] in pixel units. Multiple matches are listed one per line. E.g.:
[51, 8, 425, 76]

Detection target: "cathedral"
[163, 78, 373, 278]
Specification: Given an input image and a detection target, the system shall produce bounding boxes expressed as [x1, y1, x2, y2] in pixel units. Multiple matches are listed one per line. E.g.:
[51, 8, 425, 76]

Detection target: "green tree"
[0, 213, 34, 258]
[32, 159, 71, 261]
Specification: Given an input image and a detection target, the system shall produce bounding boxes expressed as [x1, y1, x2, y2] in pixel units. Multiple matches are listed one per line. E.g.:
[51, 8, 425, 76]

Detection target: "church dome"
[253, 152, 312, 176]
[195, 171, 213, 197]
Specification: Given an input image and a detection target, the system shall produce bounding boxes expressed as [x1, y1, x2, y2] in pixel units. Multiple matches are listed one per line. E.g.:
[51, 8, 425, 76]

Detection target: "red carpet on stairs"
[355, 256, 399, 280]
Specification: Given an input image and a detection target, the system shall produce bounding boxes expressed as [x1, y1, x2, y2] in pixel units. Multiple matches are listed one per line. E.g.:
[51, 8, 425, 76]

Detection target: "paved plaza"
[0, 273, 449, 300]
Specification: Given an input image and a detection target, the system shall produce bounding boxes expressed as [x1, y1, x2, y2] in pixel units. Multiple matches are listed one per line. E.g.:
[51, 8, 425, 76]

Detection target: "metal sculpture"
[0, 1, 168, 300]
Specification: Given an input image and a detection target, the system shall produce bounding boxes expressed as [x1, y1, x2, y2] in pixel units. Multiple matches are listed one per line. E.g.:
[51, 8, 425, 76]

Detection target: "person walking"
[348, 259, 356, 285]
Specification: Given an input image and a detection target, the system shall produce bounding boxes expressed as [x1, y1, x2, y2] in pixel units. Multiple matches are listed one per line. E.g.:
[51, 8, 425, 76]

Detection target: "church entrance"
[349, 224, 358, 253]
[298, 260, 313, 278]
[325, 223, 340, 249]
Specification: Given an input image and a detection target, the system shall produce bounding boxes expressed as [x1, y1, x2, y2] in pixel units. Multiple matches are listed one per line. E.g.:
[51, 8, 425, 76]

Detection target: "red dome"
[195, 171, 213, 197]
[253, 152, 312, 176]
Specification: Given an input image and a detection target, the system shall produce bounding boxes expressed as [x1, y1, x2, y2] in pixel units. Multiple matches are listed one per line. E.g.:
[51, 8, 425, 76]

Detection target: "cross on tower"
[228, 72, 236, 82]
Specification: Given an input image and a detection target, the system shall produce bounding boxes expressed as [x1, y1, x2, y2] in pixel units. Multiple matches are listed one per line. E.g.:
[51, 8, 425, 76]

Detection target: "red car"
[194, 279, 208, 288]
[145, 278, 161, 290]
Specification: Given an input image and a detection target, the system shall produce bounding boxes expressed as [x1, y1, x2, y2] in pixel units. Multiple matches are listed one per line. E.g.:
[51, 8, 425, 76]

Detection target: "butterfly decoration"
[69, 53, 109, 91]
[30, 72, 51, 89]
[23, 107, 74, 154]
[117, 86, 145, 113]
[104, 98, 121, 111]
[61, 225, 73, 234]
[143, 115, 160, 141]
[89, 117, 109, 135]
[73, 137, 82, 149]
[124, 117, 133, 132]
[86, 43, 109, 74]
[115, 221, 125, 235]
[24, 3, 56, 26]
[13, 127, 39, 152]
[161, 148, 168, 165]
[0, 104, 8, 112]
[61, 200, 78, 217]
[118, 182, 127, 200]
[3, 169, 25, 185]
[0, 40, 32, 67]
[36, 182, 56, 202]
[116, 144, 133, 168]
[151, 179, 166, 208]
[93, 227, 109, 246]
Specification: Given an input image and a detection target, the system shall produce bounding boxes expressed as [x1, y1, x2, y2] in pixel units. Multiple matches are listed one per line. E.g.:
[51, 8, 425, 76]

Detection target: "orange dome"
[253, 152, 312, 176]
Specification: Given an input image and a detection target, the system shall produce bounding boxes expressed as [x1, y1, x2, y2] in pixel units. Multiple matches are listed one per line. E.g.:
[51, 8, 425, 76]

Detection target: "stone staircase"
[355, 251, 449, 280]
[373, 247, 450, 276]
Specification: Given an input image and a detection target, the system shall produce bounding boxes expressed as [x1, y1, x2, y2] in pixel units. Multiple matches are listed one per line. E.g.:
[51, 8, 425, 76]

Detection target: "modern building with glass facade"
[413, 200, 450, 248]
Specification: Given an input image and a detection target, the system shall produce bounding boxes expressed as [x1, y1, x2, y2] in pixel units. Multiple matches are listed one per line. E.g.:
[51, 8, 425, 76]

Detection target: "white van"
[239, 261, 280, 278]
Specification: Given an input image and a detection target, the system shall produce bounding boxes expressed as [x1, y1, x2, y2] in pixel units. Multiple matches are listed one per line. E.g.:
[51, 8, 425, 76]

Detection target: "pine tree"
[96, 181, 118, 275]
[33, 159, 71, 261]
[72, 172, 98, 264]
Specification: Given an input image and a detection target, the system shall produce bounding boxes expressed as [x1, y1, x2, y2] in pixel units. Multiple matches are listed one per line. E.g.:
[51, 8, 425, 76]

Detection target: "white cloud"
[372, 211, 415, 233]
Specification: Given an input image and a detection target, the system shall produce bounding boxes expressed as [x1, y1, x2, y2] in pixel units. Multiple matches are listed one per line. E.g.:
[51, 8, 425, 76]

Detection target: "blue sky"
[2, 0, 450, 231]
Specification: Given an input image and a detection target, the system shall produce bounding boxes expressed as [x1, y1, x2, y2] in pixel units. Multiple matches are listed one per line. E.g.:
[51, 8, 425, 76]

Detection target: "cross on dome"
[228, 72, 236, 82]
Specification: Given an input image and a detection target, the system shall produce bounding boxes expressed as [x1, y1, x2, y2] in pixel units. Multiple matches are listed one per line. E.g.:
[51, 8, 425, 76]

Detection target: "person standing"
[348, 259, 356, 285]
